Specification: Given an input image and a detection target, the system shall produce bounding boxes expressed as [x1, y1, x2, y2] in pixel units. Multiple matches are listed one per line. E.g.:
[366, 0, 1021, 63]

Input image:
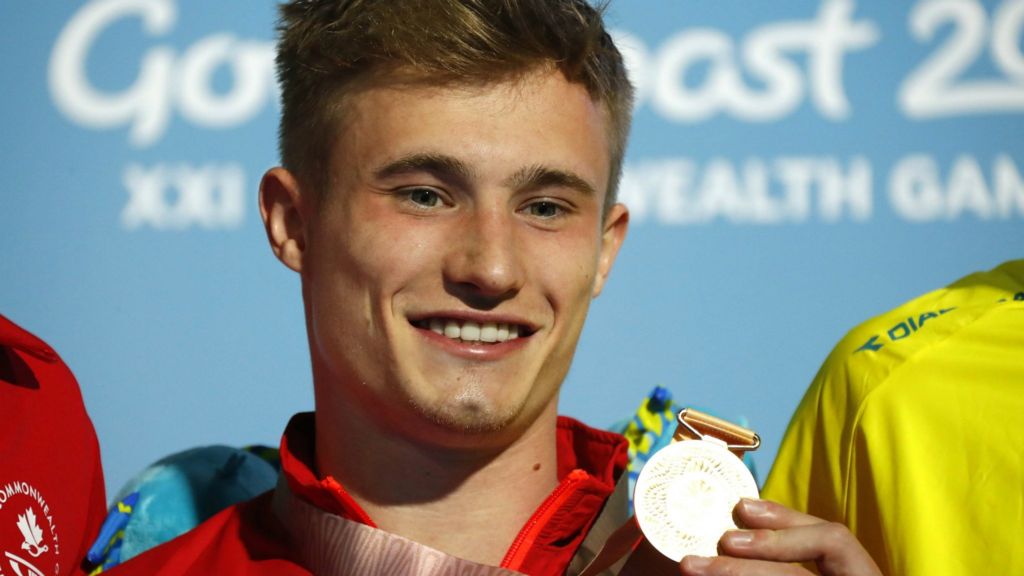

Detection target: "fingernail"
[681, 556, 712, 572]
[740, 498, 768, 515]
[723, 529, 754, 547]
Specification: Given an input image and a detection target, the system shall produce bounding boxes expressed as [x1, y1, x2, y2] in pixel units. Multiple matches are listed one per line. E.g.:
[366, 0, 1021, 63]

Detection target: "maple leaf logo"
[16, 507, 49, 558]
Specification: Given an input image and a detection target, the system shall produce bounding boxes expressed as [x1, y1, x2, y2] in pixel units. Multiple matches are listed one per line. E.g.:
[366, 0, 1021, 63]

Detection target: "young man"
[111, 1, 880, 574]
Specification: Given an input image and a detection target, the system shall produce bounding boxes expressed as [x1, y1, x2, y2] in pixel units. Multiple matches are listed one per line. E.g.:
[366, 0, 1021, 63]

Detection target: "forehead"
[328, 70, 613, 195]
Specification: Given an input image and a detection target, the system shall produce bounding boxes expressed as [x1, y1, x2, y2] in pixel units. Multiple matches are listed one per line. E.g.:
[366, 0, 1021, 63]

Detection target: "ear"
[259, 167, 307, 273]
[592, 202, 629, 298]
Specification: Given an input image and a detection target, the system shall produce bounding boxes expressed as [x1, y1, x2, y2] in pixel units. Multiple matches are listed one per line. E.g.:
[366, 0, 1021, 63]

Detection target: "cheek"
[534, 233, 600, 317]
[324, 196, 439, 289]
[354, 218, 444, 293]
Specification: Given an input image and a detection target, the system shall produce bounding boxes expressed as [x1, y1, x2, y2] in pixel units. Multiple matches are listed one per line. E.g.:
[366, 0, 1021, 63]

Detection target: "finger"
[719, 524, 847, 562]
[679, 554, 809, 576]
[733, 498, 827, 530]
[717, 525, 881, 576]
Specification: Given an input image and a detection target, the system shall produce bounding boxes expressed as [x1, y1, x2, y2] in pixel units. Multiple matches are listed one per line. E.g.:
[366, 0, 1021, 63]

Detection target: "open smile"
[410, 317, 535, 345]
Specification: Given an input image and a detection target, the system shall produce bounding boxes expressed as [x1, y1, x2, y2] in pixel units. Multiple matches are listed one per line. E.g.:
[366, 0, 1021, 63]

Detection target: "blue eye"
[407, 188, 443, 208]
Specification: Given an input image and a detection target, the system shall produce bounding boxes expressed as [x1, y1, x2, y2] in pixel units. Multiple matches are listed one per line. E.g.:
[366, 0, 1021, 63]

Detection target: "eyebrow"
[373, 153, 596, 197]
[503, 164, 596, 197]
[373, 153, 474, 187]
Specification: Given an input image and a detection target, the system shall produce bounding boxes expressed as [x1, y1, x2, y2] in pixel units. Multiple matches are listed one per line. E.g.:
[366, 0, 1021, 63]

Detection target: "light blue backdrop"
[3, 0, 1022, 495]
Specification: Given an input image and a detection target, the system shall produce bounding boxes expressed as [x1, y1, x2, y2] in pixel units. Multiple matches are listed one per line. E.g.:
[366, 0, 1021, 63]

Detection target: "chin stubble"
[412, 385, 522, 434]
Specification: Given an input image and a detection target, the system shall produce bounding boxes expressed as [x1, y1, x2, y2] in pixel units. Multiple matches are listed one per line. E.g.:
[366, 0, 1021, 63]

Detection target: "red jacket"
[110, 413, 629, 575]
[0, 315, 107, 576]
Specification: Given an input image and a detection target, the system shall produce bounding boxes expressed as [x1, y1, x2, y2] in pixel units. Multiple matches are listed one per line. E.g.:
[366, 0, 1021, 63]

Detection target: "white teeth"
[418, 318, 525, 344]
[461, 321, 481, 341]
[444, 320, 460, 339]
[429, 318, 444, 335]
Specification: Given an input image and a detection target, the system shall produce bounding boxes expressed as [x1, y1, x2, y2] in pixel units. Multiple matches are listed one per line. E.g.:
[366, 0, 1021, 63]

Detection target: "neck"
[314, 392, 560, 567]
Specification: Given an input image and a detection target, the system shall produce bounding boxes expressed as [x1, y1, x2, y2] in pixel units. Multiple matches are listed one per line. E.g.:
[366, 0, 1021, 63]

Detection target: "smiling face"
[262, 69, 628, 450]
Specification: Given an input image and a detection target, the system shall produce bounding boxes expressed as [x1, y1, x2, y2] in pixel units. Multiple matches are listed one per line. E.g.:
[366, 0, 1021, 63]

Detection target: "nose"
[443, 206, 525, 308]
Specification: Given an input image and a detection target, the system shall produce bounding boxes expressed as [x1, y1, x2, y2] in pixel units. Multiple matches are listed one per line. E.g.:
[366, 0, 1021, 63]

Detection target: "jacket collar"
[0, 314, 58, 362]
[277, 412, 628, 573]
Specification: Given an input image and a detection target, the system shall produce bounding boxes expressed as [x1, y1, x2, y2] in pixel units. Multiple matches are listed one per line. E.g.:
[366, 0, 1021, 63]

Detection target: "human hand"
[678, 499, 882, 576]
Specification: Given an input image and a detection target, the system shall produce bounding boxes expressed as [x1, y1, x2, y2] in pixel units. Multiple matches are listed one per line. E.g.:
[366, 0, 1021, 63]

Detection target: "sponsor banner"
[2, 0, 1021, 491]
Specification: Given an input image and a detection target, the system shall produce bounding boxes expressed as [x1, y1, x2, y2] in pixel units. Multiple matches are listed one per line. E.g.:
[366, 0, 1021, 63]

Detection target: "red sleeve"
[0, 314, 107, 576]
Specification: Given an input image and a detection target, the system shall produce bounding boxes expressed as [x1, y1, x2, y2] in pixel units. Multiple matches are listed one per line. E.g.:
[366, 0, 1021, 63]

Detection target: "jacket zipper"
[500, 469, 590, 571]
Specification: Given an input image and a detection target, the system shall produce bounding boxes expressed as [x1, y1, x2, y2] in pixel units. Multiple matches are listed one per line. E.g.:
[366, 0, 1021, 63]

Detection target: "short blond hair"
[275, 0, 634, 212]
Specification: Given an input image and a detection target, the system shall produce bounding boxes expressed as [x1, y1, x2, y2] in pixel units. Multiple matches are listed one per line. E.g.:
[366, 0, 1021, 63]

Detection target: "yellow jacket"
[763, 260, 1024, 575]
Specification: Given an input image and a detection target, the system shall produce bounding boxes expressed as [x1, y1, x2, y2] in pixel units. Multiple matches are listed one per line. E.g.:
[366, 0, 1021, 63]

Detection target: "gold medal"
[633, 409, 760, 561]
